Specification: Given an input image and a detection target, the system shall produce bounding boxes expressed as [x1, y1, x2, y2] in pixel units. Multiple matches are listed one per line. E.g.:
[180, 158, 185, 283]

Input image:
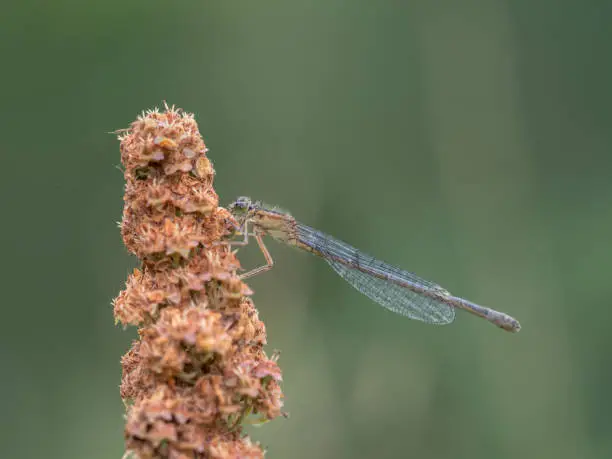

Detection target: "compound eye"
[231, 197, 253, 214]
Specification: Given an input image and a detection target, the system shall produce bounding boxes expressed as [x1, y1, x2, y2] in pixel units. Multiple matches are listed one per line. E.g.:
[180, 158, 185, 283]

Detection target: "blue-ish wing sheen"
[295, 223, 456, 324]
[326, 259, 455, 324]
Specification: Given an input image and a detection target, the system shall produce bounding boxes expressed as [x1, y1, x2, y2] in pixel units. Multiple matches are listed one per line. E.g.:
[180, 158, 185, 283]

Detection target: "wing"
[296, 223, 455, 324]
[326, 258, 455, 324]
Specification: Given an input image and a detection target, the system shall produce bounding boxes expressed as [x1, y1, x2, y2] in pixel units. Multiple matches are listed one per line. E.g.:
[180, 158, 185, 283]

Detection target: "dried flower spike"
[113, 104, 283, 459]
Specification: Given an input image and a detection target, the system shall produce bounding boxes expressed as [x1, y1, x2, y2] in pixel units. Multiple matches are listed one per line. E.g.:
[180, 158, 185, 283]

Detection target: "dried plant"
[113, 104, 283, 459]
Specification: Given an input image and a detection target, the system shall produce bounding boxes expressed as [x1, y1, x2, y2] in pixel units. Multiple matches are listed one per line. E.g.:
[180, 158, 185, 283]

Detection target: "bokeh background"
[2, 1, 611, 458]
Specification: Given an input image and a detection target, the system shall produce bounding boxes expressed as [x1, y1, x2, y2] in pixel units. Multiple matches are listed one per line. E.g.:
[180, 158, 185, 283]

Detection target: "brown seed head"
[113, 104, 283, 458]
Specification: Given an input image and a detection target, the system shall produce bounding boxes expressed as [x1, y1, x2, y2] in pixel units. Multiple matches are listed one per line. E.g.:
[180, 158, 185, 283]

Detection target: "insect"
[226, 197, 521, 333]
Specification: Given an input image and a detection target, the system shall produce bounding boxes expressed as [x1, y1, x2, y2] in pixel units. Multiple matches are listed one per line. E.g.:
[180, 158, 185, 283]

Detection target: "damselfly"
[226, 197, 521, 333]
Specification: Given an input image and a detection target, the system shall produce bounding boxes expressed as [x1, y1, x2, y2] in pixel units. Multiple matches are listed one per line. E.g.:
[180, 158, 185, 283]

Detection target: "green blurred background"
[2, 1, 611, 458]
